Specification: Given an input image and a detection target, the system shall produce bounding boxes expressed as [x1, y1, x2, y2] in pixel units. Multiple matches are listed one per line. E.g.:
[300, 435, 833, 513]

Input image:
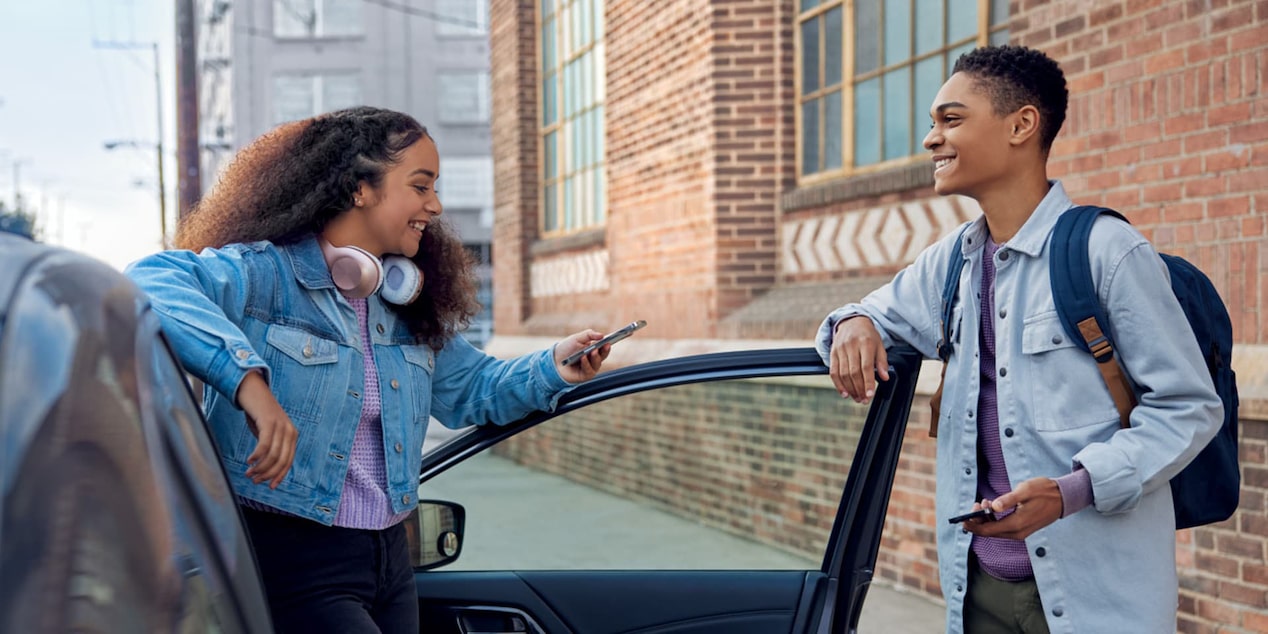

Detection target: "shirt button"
[236, 350, 249, 360]
[1036, 547, 1047, 557]
[999, 367, 1008, 377]
[1004, 428, 1014, 438]
[998, 308, 1007, 319]
[1052, 608, 1064, 617]
[956, 585, 963, 593]
[303, 344, 314, 358]
[1052, 334, 1063, 345]
[999, 251, 1010, 261]
[964, 467, 972, 475]
[967, 409, 975, 418]
[427, 357, 434, 370]
[391, 379, 400, 389]
[395, 442, 403, 453]
[402, 494, 410, 504]
[376, 323, 386, 334]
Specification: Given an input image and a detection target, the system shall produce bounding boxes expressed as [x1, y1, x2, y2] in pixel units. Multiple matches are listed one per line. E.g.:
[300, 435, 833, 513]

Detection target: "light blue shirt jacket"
[126, 236, 572, 525]
[816, 182, 1222, 633]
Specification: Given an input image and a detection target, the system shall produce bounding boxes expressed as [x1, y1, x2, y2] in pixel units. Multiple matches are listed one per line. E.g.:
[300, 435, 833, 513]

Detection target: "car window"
[419, 374, 870, 571]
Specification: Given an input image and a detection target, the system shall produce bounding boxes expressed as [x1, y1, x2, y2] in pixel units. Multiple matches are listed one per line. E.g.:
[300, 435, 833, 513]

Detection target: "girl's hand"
[554, 329, 611, 383]
[235, 371, 298, 489]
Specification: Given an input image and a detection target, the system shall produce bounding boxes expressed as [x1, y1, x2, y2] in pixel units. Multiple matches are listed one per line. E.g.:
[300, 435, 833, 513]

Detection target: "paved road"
[420, 443, 945, 633]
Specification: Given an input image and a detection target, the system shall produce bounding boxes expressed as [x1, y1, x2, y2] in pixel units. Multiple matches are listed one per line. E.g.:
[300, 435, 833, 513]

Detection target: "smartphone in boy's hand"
[947, 508, 995, 524]
[562, 320, 647, 366]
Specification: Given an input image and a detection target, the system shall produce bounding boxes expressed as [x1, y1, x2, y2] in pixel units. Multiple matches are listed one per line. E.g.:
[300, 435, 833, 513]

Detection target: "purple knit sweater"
[973, 236, 1092, 581]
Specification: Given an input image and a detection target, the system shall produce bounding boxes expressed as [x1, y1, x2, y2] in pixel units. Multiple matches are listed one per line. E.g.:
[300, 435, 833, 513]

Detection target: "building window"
[435, 0, 488, 37]
[539, 0, 606, 237]
[438, 73, 491, 124]
[797, 0, 1008, 181]
[273, 0, 363, 38]
[272, 73, 361, 125]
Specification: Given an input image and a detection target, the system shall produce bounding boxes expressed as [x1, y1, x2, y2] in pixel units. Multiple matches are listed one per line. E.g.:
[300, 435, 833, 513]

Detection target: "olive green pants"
[963, 555, 1051, 634]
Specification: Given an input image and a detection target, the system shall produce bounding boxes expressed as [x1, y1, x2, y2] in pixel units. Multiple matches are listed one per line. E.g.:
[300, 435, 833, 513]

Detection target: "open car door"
[410, 346, 921, 634]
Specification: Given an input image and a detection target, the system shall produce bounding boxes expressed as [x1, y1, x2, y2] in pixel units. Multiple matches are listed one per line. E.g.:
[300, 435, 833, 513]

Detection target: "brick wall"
[1015, 0, 1268, 345]
[489, 0, 537, 334]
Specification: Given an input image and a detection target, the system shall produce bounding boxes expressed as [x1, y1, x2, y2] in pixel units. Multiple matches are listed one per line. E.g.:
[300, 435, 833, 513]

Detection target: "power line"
[359, 0, 485, 30]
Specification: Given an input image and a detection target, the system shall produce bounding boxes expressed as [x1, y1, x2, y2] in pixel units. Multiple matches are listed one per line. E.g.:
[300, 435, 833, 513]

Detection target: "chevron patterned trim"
[782, 195, 982, 274]
[531, 250, 610, 298]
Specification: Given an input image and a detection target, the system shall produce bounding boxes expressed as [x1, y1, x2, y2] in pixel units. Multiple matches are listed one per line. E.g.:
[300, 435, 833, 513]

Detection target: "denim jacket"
[816, 182, 1221, 633]
[126, 236, 572, 525]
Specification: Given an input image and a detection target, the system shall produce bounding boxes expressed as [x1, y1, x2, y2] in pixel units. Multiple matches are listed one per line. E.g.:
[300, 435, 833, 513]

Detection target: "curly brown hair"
[175, 106, 479, 350]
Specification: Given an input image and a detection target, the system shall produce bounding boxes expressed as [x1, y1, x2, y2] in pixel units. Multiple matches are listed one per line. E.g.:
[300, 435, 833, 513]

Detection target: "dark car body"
[0, 233, 923, 634]
[0, 234, 272, 633]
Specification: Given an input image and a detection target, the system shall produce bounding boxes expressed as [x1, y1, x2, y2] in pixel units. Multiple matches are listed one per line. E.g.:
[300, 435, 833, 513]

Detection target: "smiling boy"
[816, 46, 1221, 633]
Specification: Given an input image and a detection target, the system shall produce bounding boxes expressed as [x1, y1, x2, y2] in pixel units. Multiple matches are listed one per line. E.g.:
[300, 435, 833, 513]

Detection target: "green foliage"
[0, 200, 38, 240]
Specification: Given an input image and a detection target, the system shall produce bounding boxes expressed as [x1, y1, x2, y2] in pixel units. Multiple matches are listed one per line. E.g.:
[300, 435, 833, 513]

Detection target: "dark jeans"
[242, 507, 418, 634]
[963, 553, 1051, 634]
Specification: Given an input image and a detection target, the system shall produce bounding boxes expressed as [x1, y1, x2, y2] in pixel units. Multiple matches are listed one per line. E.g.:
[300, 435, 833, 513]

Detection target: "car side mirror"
[404, 500, 465, 570]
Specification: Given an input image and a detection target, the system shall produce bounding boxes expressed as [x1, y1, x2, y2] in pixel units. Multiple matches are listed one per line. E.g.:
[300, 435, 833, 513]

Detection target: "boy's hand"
[236, 371, 298, 489]
[965, 477, 1064, 540]
[829, 316, 890, 403]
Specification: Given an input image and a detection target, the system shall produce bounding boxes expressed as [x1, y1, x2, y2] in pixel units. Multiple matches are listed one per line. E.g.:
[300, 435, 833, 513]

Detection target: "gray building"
[197, 0, 494, 347]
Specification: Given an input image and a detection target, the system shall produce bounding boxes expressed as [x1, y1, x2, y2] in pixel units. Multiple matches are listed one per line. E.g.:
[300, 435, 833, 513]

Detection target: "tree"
[0, 200, 38, 240]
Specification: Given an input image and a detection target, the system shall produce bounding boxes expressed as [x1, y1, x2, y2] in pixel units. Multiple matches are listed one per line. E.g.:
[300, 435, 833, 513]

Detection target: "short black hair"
[952, 45, 1068, 154]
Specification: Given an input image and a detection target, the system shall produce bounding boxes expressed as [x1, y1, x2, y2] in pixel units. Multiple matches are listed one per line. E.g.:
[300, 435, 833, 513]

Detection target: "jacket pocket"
[400, 344, 435, 420]
[1021, 311, 1121, 431]
[254, 324, 345, 482]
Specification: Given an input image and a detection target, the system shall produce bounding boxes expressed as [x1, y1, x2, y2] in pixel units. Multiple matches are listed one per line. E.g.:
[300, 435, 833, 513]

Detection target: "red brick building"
[488, 0, 1268, 629]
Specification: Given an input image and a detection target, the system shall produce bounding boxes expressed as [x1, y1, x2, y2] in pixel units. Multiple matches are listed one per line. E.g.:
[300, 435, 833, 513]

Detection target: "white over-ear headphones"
[319, 239, 424, 305]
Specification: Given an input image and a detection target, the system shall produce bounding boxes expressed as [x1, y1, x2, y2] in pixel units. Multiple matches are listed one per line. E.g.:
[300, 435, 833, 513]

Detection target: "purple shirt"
[973, 236, 1093, 581]
[334, 297, 410, 529]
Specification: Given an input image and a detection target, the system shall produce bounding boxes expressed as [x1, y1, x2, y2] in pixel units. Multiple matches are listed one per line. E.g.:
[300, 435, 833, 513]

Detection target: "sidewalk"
[422, 449, 945, 633]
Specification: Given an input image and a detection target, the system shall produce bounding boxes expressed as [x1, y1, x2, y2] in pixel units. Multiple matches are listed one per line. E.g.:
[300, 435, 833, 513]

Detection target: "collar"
[955, 180, 1073, 258]
[282, 234, 337, 291]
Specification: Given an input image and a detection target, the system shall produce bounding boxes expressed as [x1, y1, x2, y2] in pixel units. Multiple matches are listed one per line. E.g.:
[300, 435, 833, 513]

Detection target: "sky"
[0, 0, 177, 270]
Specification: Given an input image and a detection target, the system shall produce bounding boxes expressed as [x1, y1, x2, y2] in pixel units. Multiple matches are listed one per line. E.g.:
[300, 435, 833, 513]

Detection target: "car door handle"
[456, 605, 543, 634]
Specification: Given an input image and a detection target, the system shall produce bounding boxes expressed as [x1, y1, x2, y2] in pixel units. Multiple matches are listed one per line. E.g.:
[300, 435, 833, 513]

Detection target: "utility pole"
[94, 40, 169, 247]
[176, 0, 201, 219]
[11, 158, 27, 211]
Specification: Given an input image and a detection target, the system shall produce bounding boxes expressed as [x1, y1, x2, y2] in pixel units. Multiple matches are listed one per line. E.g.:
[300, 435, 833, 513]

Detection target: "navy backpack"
[936, 206, 1240, 529]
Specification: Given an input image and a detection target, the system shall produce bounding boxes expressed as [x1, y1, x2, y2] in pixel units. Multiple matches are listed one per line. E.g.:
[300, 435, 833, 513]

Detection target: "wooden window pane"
[948, 0, 978, 43]
[991, 0, 1010, 25]
[824, 7, 843, 88]
[802, 19, 820, 95]
[884, 0, 910, 66]
[824, 90, 843, 170]
[542, 19, 556, 71]
[854, 77, 881, 166]
[883, 67, 911, 161]
[802, 99, 820, 175]
[854, 1, 880, 74]
[913, 56, 943, 154]
[543, 73, 557, 126]
[544, 184, 557, 232]
[545, 131, 557, 180]
[915, 0, 944, 56]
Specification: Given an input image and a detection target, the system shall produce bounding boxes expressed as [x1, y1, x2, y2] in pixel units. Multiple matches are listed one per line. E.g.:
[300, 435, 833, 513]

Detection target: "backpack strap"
[1050, 205, 1137, 428]
[929, 226, 968, 437]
